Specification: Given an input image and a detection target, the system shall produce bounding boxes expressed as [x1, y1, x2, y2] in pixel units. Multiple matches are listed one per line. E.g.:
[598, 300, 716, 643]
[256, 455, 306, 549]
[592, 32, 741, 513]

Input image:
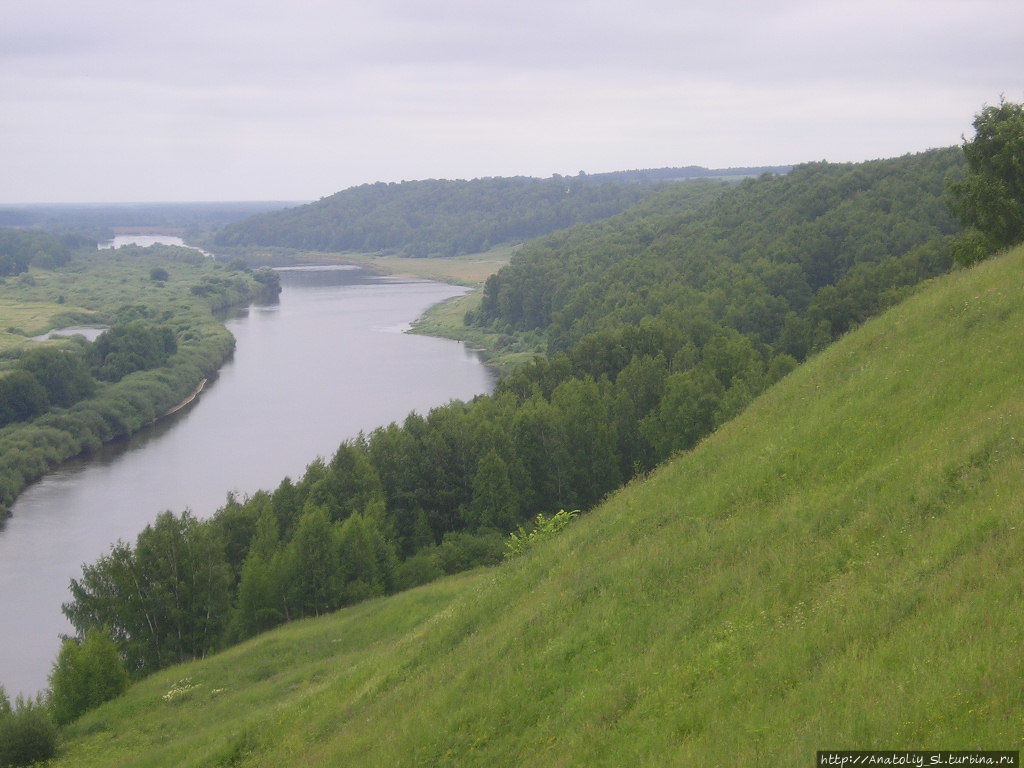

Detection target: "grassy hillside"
[53, 245, 1024, 765]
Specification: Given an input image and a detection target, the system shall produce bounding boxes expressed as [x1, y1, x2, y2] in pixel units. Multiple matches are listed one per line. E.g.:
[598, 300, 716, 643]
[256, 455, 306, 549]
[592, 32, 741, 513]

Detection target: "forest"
[209, 166, 787, 258]
[60, 145, 969, 695]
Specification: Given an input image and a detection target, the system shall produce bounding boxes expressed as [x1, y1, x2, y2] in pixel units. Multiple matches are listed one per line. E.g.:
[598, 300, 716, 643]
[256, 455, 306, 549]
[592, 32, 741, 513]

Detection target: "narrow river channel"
[0, 266, 496, 696]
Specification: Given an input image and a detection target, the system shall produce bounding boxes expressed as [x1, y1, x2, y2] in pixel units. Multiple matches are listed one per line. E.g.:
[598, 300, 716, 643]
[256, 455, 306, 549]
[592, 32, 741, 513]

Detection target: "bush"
[394, 552, 444, 591]
[504, 509, 579, 559]
[436, 530, 506, 574]
[0, 688, 58, 767]
[49, 628, 130, 726]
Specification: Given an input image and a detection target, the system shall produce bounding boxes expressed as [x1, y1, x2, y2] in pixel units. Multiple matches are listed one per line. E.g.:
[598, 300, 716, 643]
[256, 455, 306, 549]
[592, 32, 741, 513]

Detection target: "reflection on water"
[99, 235, 187, 249]
[31, 325, 109, 342]
[0, 267, 496, 696]
[98, 234, 213, 257]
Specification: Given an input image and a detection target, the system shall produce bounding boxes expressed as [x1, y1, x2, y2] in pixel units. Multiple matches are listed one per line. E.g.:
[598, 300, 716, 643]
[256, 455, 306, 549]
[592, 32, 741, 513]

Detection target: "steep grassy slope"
[54, 246, 1024, 765]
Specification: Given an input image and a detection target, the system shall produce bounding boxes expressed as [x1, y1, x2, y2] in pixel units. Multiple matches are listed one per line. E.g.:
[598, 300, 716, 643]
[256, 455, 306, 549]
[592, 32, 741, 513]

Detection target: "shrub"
[504, 509, 579, 559]
[0, 688, 58, 767]
[49, 628, 130, 726]
[436, 529, 506, 574]
[394, 552, 445, 591]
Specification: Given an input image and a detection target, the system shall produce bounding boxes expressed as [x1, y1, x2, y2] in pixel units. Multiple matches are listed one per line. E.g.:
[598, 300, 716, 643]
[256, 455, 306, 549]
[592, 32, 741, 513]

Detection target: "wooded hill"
[48, 240, 1024, 766]
[53, 146, 967, 695]
[209, 166, 788, 257]
[472, 148, 963, 356]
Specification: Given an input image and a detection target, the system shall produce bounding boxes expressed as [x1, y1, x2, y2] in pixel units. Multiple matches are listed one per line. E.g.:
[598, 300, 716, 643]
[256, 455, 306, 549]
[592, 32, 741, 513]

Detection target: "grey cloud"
[1, 0, 1021, 201]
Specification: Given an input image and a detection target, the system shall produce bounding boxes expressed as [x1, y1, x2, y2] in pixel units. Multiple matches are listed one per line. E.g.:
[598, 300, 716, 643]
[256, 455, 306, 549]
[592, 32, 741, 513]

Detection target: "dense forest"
[209, 166, 787, 258]
[472, 148, 962, 355]
[63, 146, 967, 691]
[0, 244, 280, 518]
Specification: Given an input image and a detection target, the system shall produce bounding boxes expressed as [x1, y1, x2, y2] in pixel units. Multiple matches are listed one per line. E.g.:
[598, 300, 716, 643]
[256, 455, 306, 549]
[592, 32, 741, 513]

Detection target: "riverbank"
[332, 247, 545, 371]
[212, 243, 541, 369]
[0, 265, 497, 697]
[0, 248, 277, 520]
[162, 377, 207, 418]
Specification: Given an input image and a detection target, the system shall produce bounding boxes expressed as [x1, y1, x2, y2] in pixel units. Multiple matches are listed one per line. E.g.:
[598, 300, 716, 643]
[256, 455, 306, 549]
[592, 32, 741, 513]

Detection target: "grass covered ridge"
[54, 246, 1024, 765]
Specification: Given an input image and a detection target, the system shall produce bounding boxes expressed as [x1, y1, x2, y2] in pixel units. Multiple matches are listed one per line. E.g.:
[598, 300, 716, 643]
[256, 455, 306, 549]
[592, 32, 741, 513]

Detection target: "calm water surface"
[98, 234, 214, 257]
[0, 266, 495, 696]
[99, 234, 187, 248]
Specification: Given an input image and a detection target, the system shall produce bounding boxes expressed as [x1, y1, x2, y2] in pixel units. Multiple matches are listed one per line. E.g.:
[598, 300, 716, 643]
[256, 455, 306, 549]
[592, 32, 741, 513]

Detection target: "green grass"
[336, 246, 516, 287]
[0, 253, 245, 353]
[408, 290, 543, 372]
[0, 257, 212, 320]
[0, 296, 96, 352]
[0, 297, 94, 336]
[53, 245, 1024, 766]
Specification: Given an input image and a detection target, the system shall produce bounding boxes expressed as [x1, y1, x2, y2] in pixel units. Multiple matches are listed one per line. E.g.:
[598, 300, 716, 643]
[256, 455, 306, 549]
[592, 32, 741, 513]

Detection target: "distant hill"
[51, 243, 1024, 765]
[210, 166, 789, 257]
[587, 163, 792, 183]
[0, 201, 299, 241]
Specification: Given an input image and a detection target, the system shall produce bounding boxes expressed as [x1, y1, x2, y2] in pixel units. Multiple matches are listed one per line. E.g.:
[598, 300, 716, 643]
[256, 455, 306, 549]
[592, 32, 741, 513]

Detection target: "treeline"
[587, 164, 792, 184]
[64, 148, 965, 689]
[0, 248, 281, 518]
[0, 201, 297, 243]
[0, 229, 90, 275]
[210, 173, 735, 257]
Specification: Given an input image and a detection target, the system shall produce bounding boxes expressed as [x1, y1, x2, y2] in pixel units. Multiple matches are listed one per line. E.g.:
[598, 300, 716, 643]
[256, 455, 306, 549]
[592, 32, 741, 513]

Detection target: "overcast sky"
[2, 0, 1022, 203]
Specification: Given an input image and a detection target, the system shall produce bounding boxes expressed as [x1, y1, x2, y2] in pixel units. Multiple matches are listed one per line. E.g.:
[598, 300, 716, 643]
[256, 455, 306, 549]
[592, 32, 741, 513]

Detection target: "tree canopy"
[948, 99, 1024, 265]
[0, 229, 71, 275]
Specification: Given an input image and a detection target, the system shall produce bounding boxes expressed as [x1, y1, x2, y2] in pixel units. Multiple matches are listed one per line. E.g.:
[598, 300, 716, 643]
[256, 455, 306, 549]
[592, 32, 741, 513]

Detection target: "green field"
[0, 251, 241, 349]
[47, 244, 1024, 765]
[0, 297, 95, 352]
[336, 246, 516, 287]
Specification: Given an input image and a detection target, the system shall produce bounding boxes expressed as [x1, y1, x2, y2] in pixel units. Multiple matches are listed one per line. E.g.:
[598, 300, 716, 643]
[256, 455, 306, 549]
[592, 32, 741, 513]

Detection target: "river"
[99, 234, 215, 258]
[0, 265, 496, 697]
